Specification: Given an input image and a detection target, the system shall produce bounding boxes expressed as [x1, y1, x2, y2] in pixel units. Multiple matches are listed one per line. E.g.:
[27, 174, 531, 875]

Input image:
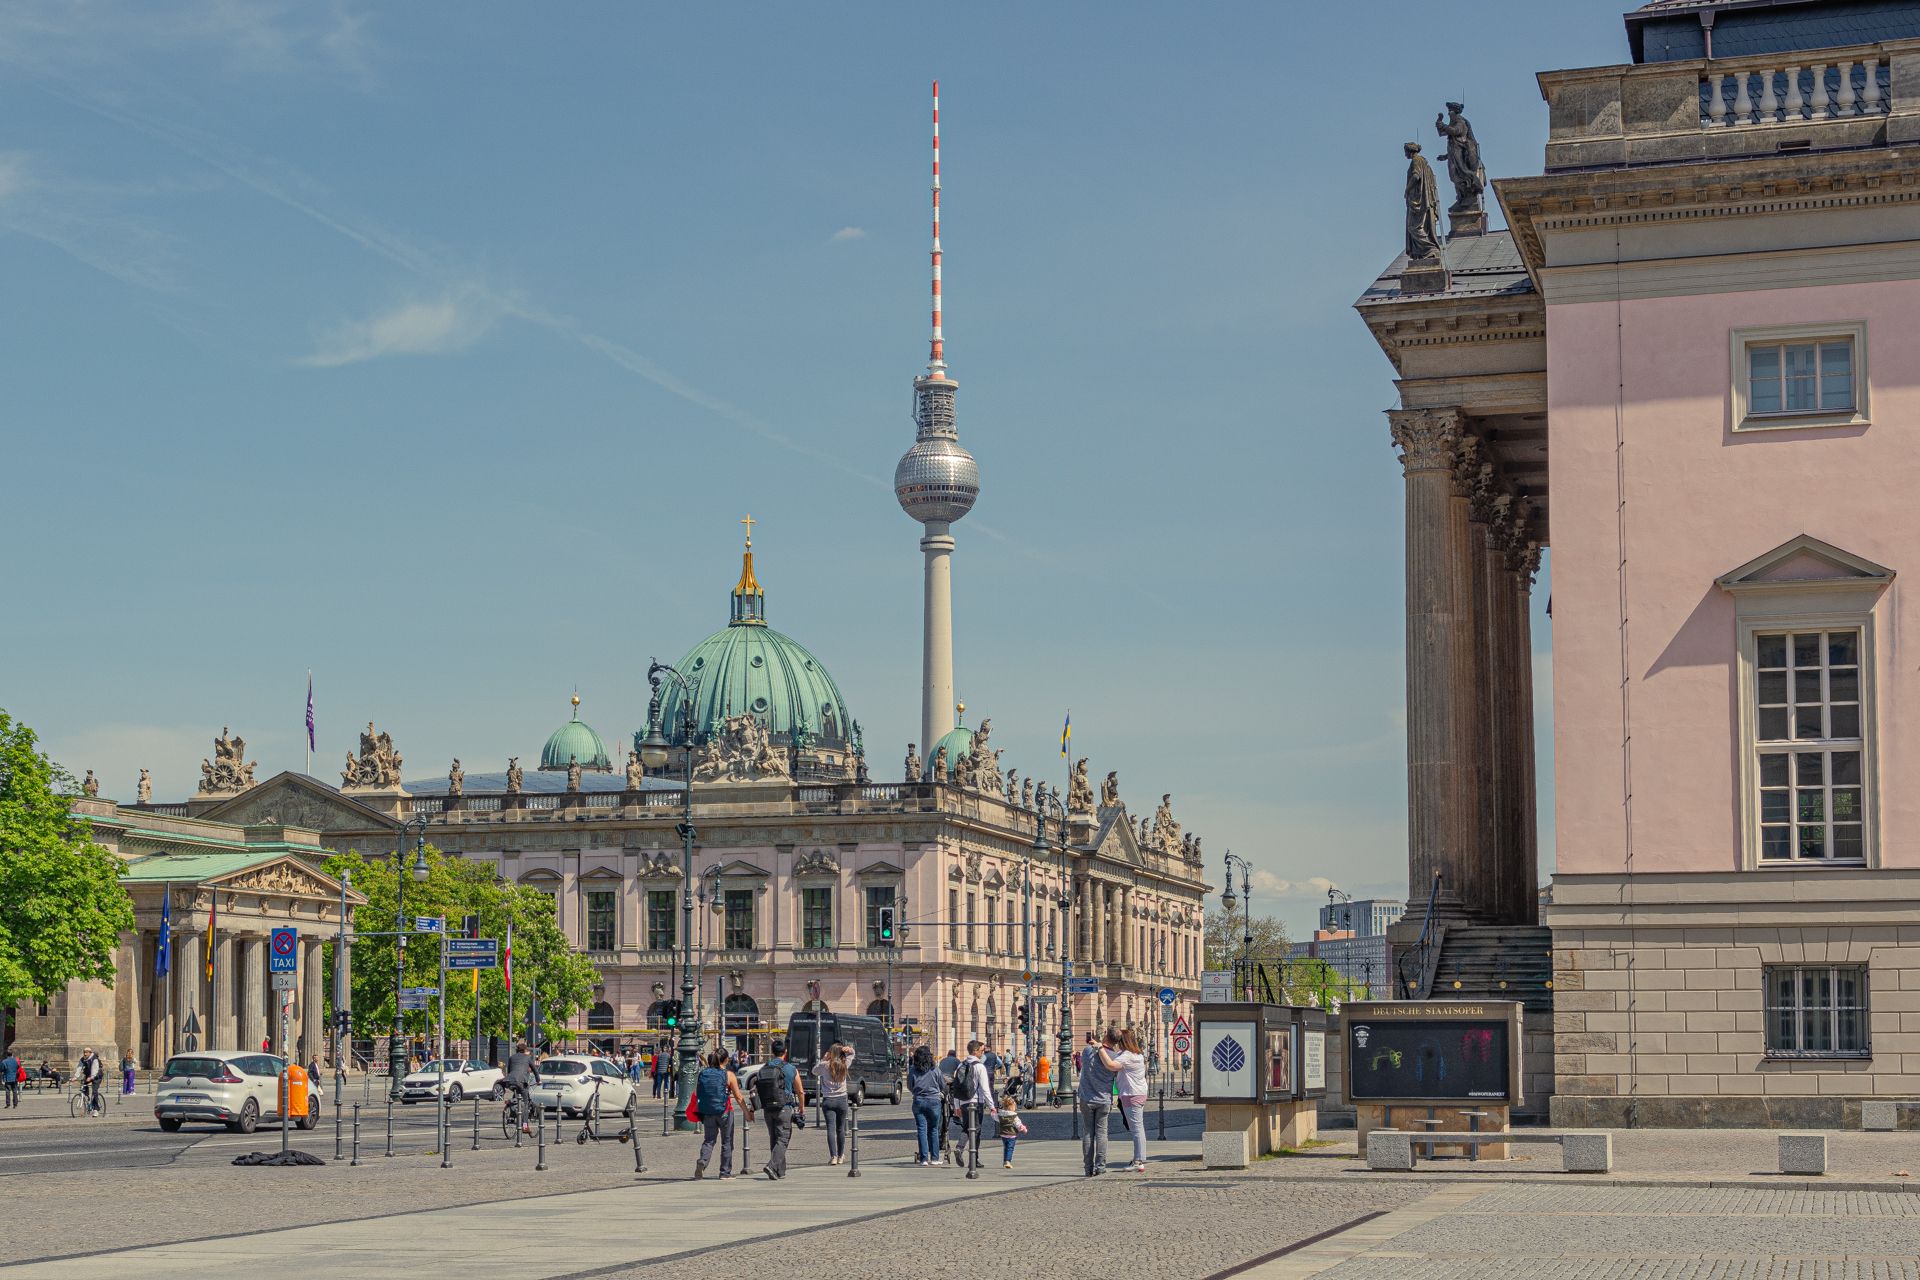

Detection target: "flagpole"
[306, 670, 313, 778]
[162, 883, 172, 1063]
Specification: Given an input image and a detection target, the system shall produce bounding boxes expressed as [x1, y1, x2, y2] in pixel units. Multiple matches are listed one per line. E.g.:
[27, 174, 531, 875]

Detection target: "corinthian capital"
[1387, 407, 1464, 474]
[1450, 434, 1482, 499]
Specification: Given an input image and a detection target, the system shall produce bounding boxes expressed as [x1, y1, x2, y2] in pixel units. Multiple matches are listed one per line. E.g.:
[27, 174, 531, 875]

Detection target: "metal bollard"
[334, 1099, 344, 1161]
[847, 1100, 861, 1178]
[535, 1106, 548, 1172]
[472, 1099, 481, 1151]
[966, 1103, 980, 1180]
[628, 1117, 647, 1175]
[661, 1090, 671, 1137]
[385, 1099, 395, 1157]
[1157, 1085, 1167, 1141]
[440, 1096, 452, 1169]
[740, 1100, 750, 1171]
[351, 1103, 361, 1166]
[514, 1100, 524, 1148]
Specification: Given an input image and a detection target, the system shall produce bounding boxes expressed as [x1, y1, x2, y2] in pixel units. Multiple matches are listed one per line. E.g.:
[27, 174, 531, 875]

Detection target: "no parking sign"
[270, 927, 298, 973]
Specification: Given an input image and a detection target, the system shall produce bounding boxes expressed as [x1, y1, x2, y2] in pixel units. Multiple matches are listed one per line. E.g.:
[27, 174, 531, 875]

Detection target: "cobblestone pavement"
[1267, 1184, 1920, 1280]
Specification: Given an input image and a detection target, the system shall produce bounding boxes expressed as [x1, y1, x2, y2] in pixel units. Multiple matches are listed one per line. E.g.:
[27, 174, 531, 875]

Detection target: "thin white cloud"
[0, 150, 182, 291]
[300, 296, 495, 367]
[830, 226, 867, 242]
[0, 1, 374, 85]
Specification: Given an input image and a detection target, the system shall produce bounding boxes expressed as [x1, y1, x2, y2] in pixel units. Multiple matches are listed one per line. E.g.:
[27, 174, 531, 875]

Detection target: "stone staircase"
[1422, 925, 1554, 1013]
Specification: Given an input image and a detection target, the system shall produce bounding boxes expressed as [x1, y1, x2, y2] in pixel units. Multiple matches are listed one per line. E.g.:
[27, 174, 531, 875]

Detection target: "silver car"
[527, 1057, 636, 1119]
[154, 1050, 323, 1133]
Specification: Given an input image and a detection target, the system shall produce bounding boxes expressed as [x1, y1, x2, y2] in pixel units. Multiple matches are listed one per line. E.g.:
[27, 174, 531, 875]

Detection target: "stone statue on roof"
[137, 768, 152, 804]
[81, 769, 99, 798]
[1100, 770, 1119, 808]
[1435, 102, 1486, 216]
[1067, 758, 1094, 814]
[506, 757, 523, 794]
[1403, 142, 1443, 261]
[932, 744, 949, 785]
[1021, 777, 1034, 808]
[904, 743, 921, 783]
[626, 750, 646, 791]
[201, 728, 257, 793]
[566, 756, 582, 792]
[448, 759, 464, 797]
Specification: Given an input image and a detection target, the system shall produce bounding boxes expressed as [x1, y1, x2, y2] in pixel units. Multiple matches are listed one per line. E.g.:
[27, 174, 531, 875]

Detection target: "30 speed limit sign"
[1171, 1033, 1192, 1055]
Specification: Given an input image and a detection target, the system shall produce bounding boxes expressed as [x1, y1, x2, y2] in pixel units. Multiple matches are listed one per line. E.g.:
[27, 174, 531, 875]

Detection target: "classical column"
[1511, 534, 1542, 924]
[212, 933, 238, 1050]
[302, 939, 324, 1065]
[176, 931, 203, 1050]
[240, 935, 266, 1052]
[1453, 439, 1490, 922]
[115, 934, 141, 1064]
[1388, 407, 1471, 929]
[1481, 489, 1516, 923]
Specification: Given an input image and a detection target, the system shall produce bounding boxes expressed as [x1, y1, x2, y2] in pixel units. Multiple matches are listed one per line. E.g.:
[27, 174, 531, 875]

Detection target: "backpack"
[753, 1061, 792, 1111]
[947, 1060, 975, 1106]
[695, 1067, 729, 1118]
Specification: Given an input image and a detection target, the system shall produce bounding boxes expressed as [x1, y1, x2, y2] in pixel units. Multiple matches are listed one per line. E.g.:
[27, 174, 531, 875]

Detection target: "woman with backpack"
[906, 1045, 945, 1166]
[814, 1041, 855, 1166]
[693, 1049, 747, 1179]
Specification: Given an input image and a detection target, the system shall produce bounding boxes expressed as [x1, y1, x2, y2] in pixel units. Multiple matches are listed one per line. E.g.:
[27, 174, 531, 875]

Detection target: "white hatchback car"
[398, 1059, 504, 1105]
[527, 1056, 635, 1119]
[155, 1050, 325, 1133]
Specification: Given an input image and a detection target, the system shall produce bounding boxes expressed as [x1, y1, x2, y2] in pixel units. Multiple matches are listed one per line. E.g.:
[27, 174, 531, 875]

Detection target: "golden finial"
[571, 693, 581, 709]
[740, 513, 756, 548]
[735, 516, 762, 597]
[955, 700, 965, 726]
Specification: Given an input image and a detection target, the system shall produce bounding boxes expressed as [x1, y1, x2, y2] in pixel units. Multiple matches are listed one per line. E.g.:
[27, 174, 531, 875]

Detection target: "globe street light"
[391, 817, 430, 1101]
[639, 659, 701, 1132]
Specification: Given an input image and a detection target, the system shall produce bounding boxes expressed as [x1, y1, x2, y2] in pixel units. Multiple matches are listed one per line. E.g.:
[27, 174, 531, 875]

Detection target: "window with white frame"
[1732, 323, 1866, 429]
[1754, 630, 1865, 862]
[1764, 964, 1869, 1057]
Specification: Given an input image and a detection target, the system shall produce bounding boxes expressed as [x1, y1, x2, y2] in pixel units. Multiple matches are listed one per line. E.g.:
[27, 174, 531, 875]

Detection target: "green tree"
[0, 710, 136, 1008]
[1203, 907, 1292, 971]
[322, 847, 599, 1051]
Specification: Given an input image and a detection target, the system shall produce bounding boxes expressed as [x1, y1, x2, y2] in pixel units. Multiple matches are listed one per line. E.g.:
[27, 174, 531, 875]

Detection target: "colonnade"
[1389, 407, 1540, 929]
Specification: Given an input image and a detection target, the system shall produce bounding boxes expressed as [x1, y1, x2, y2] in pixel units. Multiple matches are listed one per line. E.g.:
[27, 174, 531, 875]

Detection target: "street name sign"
[447, 952, 498, 971]
[446, 938, 497, 955]
[414, 917, 444, 933]
[269, 927, 298, 973]
[1066, 976, 1099, 995]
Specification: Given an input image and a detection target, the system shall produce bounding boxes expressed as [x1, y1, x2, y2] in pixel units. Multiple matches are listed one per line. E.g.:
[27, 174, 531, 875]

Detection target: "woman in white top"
[1113, 1027, 1150, 1172]
[814, 1042, 855, 1165]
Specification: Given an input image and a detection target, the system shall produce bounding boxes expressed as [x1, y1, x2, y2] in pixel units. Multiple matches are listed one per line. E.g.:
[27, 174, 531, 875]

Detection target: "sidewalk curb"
[1161, 1168, 1920, 1194]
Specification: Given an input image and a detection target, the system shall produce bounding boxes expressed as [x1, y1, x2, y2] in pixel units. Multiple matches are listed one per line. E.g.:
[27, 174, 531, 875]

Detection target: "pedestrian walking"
[996, 1091, 1028, 1168]
[1113, 1027, 1150, 1172]
[1004, 1054, 1025, 1107]
[814, 1041, 855, 1166]
[747, 1038, 806, 1180]
[935, 1045, 960, 1156]
[0, 1051, 18, 1109]
[120, 1052, 137, 1096]
[652, 1042, 672, 1098]
[953, 1040, 998, 1170]
[906, 1045, 944, 1165]
[693, 1049, 748, 1179]
[1076, 1029, 1123, 1176]
[74, 1047, 104, 1116]
[626, 1051, 645, 1093]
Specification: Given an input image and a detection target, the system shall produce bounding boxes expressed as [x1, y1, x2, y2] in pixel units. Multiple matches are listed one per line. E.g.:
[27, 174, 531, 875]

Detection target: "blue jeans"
[912, 1096, 941, 1161]
[1002, 1137, 1017, 1163]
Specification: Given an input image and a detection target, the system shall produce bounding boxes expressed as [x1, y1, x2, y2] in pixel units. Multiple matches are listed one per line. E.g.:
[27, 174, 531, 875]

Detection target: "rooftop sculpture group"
[197, 727, 258, 795]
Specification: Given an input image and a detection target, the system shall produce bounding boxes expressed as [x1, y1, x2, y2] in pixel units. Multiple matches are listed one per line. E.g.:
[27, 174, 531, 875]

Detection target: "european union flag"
[156, 890, 171, 978]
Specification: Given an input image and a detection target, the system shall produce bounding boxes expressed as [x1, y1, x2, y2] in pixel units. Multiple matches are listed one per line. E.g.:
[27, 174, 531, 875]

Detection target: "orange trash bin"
[280, 1063, 310, 1119]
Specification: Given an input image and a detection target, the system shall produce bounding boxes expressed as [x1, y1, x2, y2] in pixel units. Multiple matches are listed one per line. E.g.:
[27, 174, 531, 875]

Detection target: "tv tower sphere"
[895, 427, 979, 525]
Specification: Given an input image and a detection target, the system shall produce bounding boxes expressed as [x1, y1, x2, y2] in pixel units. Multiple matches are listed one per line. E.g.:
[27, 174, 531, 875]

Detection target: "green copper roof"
[655, 548, 857, 751]
[540, 697, 612, 772]
[931, 724, 973, 771]
[120, 850, 316, 883]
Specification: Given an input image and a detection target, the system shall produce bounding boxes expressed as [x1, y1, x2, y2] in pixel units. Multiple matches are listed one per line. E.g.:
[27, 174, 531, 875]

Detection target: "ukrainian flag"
[1060, 712, 1071, 757]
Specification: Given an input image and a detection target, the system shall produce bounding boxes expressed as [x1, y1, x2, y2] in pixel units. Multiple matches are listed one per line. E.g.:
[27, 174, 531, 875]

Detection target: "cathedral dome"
[650, 534, 860, 762]
[540, 695, 612, 772]
[930, 718, 973, 772]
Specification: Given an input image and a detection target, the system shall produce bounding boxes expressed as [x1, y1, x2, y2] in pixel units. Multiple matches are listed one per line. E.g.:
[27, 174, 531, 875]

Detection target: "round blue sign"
[1157, 987, 1177, 1005]
[1210, 1037, 1247, 1073]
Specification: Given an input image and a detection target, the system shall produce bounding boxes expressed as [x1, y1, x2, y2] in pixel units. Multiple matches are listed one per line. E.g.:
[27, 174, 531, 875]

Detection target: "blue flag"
[156, 890, 171, 978]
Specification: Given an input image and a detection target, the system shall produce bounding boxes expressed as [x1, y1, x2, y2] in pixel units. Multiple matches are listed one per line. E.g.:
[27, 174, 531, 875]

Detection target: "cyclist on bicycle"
[503, 1041, 539, 1134]
[74, 1047, 104, 1115]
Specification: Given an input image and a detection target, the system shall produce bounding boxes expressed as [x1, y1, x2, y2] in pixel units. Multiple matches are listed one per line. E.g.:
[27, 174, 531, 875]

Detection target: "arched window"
[587, 1001, 615, 1030]
[866, 998, 893, 1019]
[645, 999, 667, 1030]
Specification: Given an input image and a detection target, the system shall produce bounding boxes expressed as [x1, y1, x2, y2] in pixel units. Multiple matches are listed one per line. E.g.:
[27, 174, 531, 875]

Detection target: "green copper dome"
[651, 541, 859, 758]
[540, 695, 612, 772]
[930, 708, 973, 774]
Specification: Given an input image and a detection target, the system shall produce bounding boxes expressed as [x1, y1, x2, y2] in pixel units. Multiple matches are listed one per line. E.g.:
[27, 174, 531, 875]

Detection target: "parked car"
[154, 1050, 324, 1134]
[528, 1056, 635, 1119]
[398, 1059, 504, 1104]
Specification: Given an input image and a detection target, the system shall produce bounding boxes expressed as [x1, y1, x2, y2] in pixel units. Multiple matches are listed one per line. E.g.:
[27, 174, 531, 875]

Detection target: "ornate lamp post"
[390, 818, 430, 1100]
[1031, 784, 1073, 1115]
[1220, 850, 1253, 1001]
[1327, 885, 1354, 1001]
[639, 659, 701, 1132]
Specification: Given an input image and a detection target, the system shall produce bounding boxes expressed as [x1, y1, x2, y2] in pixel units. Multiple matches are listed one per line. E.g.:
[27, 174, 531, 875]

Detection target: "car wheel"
[158, 1117, 182, 1132]
[891, 1085, 902, 1106]
[233, 1099, 259, 1134]
[447, 1083, 463, 1104]
[622, 1094, 635, 1118]
[489, 1083, 504, 1102]
[299, 1098, 320, 1131]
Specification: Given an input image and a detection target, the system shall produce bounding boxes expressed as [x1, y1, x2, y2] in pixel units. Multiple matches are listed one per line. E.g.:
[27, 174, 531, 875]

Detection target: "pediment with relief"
[200, 771, 400, 837]
[211, 856, 346, 901]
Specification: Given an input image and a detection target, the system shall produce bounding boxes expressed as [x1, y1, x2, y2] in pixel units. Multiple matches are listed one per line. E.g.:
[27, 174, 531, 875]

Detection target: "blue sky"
[1, 2, 1629, 937]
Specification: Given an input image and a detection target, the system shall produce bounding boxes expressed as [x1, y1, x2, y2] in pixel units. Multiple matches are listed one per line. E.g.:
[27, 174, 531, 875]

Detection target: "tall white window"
[1755, 630, 1865, 862]
[1731, 323, 1867, 430]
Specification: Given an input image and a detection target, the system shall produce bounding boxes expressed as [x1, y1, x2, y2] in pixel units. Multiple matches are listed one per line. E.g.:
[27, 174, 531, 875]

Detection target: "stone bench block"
[1366, 1129, 1415, 1171]
[1561, 1131, 1612, 1174]
[1779, 1132, 1827, 1176]
[1201, 1129, 1250, 1170]
[1862, 1101, 1898, 1132]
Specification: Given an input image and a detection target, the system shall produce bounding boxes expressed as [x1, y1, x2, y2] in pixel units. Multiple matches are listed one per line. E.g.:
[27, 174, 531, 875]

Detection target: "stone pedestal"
[1202, 1099, 1320, 1168]
[1400, 255, 1451, 294]
[1357, 1101, 1509, 1159]
[1448, 209, 1487, 238]
[1779, 1132, 1827, 1175]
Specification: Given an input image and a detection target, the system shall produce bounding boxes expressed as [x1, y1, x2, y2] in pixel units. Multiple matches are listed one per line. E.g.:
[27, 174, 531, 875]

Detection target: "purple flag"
[306, 671, 315, 751]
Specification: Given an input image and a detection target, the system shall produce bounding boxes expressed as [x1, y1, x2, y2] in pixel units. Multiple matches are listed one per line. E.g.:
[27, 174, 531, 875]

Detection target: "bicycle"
[500, 1084, 535, 1141]
[69, 1083, 103, 1118]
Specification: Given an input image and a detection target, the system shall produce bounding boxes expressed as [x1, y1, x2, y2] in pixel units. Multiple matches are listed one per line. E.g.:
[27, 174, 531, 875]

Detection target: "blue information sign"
[1157, 986, 1177, 1006]
[1067, 977, 1099, 995]
[269, 927, 298, 973]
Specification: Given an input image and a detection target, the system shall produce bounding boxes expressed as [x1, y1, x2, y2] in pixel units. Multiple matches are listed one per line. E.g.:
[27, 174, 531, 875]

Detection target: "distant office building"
[1318, 898, 1404, 939]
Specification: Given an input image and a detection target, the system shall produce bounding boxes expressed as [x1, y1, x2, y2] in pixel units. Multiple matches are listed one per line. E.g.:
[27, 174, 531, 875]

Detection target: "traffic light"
[661, 999, 682, 1030]
[878, 906, 896, 943]
[462, 914, 480, 939]
[1017, 1002, 1030, 1034]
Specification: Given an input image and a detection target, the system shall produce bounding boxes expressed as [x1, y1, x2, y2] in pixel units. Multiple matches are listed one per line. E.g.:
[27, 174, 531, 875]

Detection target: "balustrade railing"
[1702, 57, 1889, 127]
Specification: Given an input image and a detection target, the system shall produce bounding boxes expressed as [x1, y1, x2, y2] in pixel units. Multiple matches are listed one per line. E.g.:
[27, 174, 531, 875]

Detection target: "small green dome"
[652, 542, 858, 756]
[540, 696, 612, 772]
[931, 726, 972, 768]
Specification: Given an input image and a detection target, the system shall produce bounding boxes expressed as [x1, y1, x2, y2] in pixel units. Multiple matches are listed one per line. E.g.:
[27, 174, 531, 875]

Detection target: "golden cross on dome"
[740, 513, 755, 547]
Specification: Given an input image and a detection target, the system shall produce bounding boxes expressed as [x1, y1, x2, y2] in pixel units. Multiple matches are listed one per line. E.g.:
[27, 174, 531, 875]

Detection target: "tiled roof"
[1355, 230, 1535, 306]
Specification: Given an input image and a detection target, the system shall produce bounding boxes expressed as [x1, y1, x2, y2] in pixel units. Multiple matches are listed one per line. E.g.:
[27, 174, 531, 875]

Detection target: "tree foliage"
[1203, 907, 1293, 972]
[0, 710, 136, 1008]
[322, 847, 600, 1047]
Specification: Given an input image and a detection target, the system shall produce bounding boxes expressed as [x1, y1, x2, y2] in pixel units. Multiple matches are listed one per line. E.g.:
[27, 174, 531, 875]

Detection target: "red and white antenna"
[928, 79, 946, 379]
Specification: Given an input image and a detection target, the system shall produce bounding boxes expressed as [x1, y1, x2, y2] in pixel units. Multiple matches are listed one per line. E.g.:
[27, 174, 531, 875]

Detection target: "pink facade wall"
[1549, 281, 1918, 876]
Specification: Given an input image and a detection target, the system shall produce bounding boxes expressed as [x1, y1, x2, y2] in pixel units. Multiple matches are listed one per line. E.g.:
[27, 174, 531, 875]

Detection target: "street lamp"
[1031, 783, 1074, 1117]
[639, 659, 701, 1132]
[1220, 850, 1253, 1001]
[1327, 885, 1354, 1000]
[391, 817, 430, 1100]
[698, 864, 723, 1041]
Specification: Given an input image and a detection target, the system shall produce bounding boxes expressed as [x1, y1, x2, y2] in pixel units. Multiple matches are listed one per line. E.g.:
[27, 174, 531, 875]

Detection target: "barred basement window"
[586, 890, 616, 951]
[1755, 630, 1865, 862]
[646, 889, 675, 950]
[802, 887, 834, 949]
[1764, 964, 1870, 1058]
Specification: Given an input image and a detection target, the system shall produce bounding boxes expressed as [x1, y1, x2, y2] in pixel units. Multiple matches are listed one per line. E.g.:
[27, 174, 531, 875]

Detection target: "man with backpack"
[0, 1051, 17, 1109]
[746, 1038, 807, 1180]
[693, 1049, 748, 1179]
[949, 1040, 998, 1175]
